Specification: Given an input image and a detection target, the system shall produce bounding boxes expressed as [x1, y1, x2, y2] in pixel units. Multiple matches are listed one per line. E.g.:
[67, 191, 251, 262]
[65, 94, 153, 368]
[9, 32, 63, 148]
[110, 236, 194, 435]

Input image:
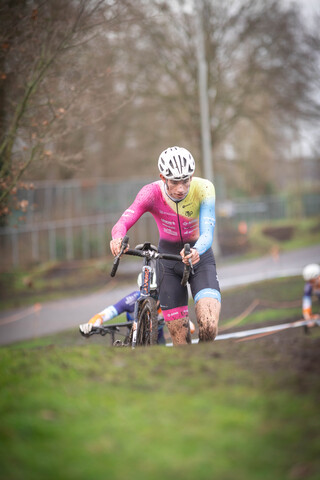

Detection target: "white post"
[195, 0, 220, 255]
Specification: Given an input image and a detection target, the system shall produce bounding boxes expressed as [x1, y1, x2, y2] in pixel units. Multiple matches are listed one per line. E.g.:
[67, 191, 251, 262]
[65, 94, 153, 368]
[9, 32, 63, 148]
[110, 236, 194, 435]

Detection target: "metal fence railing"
[0, 213, 158, 271]
[218, 192, 320, 224]
[1, 180, 319, 271]
[9, 178, 153, 226]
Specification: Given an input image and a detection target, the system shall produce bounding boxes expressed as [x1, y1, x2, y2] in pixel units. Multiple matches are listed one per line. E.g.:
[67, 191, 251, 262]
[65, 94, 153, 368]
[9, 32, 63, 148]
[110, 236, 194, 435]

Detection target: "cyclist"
[110, 146, 221, 345]
[79, 290, 166, 345]
[302, 263, 320, 327]
[79, 289, 196, 345]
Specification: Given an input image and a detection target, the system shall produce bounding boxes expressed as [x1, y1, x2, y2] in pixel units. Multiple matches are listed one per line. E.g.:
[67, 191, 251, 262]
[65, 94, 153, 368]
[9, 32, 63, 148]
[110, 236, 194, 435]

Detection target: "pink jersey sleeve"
[111, 183, 157, 239]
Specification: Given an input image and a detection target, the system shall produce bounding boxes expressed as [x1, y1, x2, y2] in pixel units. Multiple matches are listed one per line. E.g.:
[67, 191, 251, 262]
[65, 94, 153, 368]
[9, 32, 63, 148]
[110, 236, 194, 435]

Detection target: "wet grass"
[0, 259, 133, 311]
[225, 215, 320, 262]
[1, 335, 319, 480]
[220, 276, 303, 329]
[1, 269, 320, 480]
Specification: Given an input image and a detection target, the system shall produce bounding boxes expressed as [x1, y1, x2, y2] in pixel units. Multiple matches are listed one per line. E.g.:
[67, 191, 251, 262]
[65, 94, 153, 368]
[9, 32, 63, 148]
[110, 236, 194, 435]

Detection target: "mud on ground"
[193, 319, 320, 395]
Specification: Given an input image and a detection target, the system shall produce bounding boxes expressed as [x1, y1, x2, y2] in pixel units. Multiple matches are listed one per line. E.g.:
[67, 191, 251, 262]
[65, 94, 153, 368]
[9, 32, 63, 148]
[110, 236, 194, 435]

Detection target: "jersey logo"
[185, 211, 193, 217]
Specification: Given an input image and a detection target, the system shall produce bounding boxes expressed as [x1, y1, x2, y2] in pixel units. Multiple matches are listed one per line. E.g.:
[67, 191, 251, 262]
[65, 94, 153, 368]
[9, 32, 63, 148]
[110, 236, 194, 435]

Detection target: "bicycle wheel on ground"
[136, 298, 159, 346]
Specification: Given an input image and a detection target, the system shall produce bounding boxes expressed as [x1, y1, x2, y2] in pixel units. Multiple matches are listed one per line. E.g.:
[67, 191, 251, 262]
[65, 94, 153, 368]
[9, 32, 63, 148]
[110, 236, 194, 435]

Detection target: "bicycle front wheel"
[136, 298, 159, 346]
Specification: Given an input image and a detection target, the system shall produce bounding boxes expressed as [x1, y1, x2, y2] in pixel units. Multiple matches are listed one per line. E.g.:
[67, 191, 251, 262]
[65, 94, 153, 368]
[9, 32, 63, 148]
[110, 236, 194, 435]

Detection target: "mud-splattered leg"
[166, 317, 191, 345]
[195, 298, 221, 342]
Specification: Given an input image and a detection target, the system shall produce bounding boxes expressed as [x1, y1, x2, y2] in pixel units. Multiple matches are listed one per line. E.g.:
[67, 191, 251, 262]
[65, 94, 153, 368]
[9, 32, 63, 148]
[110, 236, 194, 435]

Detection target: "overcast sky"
[286, 0, 319, 23]
[283, 0, 320, 157]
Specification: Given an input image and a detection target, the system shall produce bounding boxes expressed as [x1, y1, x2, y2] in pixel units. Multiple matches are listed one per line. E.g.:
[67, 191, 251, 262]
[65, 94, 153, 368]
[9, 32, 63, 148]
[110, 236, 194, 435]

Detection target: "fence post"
[66, 224, 74, 261]
[32, 229, 40, 262]
[44, 186, 53, 222]
[97, 222, 105, 257]
[12, 231, 19, 268]
[82, 224, 90, 259]
[49, 227, 57, 261]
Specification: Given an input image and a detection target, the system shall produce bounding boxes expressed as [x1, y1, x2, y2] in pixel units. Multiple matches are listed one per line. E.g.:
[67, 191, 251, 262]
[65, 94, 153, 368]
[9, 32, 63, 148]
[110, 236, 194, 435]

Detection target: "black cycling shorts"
[157, 245, 220, 320]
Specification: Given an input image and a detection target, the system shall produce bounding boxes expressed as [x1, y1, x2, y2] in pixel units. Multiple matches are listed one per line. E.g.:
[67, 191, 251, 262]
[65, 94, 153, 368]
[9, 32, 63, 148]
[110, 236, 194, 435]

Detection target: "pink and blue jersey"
[112, 177, 216, 255]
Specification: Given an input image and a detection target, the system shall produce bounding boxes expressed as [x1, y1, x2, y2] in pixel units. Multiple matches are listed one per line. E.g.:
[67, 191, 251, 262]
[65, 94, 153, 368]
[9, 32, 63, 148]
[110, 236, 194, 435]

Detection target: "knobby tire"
[136, 298, 158, 346]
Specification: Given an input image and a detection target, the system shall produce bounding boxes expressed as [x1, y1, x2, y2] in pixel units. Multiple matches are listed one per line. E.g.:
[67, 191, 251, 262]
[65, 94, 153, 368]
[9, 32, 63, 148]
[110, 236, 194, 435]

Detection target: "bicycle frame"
[86, 237, 190, 347]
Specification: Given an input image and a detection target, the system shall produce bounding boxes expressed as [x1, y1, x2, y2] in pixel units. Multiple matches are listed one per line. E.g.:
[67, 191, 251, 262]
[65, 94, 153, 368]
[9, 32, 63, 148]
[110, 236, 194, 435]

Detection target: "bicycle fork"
[132, 265, 152, 349]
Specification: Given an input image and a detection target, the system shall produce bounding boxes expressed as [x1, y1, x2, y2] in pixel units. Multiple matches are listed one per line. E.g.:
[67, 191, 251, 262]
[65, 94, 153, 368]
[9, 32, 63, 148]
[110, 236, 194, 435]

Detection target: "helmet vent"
[158, 146, 195, 179]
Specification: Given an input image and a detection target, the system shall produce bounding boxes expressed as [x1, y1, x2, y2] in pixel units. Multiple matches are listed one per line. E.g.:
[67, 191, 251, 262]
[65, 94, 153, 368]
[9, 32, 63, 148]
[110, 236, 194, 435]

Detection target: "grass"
[219, 276, 303, 329]
[1, 338, 320, 480]
[233, 306, 299, 325]
[1, 271, 320, 479]
[0, 258, 124, 311]
[243, 216, 320, 259]
[2, 274, 306, 351]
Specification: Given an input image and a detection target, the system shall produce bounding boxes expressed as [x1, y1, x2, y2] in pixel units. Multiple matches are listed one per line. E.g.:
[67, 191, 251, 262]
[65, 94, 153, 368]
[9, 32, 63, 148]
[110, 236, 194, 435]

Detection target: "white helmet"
[302, 263, 320, 281]
[158, 146, 195, 180]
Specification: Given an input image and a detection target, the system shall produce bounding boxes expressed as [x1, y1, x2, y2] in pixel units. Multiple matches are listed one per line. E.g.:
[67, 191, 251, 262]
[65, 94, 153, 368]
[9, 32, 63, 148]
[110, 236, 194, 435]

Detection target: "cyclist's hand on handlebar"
[110, 237, 129, 256]
[79, 323, 93, 335]
[180, 247, 200, 265]
[79, 314, 103, 335]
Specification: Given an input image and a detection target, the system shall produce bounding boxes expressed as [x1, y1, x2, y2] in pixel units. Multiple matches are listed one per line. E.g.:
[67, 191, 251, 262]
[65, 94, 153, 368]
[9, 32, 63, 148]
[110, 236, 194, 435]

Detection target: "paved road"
[0, 244, 319, 346]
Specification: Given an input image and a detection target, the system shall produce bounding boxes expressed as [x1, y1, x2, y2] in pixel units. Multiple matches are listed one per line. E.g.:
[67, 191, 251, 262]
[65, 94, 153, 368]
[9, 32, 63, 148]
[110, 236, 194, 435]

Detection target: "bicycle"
[86, 236, 192, 348]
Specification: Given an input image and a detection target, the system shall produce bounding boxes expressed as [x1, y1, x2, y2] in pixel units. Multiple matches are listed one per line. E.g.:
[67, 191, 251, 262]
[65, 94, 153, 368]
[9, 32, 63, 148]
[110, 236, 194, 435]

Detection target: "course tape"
[0, 303, 42, 326]
[166, 318, 320, 347]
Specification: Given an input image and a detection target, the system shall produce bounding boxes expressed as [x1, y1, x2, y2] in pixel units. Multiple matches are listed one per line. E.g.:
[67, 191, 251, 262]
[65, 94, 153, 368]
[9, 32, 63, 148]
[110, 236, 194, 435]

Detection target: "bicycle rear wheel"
[136, 298, 158, 346]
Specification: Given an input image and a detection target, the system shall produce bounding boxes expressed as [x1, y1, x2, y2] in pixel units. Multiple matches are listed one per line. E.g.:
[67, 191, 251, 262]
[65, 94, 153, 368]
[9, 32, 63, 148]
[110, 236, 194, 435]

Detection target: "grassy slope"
[237, 216, 320, 259]
[0, 259, 115, 311]
[219, 275, 303, 328]
[1, 218, 319, 479]
[0, 335, 319, 480]
[1, 277, 320, 480]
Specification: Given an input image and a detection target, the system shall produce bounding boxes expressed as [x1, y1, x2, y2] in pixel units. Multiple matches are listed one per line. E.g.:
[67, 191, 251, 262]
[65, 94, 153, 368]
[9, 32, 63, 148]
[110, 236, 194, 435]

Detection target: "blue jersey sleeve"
[114, 291, 140, 315]
[193, 197, 216, 255]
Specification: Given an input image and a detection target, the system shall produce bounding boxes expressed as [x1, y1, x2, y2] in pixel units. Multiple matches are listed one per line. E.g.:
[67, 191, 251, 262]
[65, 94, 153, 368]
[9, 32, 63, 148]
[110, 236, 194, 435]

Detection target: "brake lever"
[185, 243, 194, 274]
[181, 243, 193, 286]
[110, 235, 129, 277]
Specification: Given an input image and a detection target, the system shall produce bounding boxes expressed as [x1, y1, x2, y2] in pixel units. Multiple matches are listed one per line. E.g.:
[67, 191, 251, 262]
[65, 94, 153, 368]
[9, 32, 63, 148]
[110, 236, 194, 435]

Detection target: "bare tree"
[2, 0, 319, 210]
[0, 0, 133, 220]
[105, 0, 320, 192]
